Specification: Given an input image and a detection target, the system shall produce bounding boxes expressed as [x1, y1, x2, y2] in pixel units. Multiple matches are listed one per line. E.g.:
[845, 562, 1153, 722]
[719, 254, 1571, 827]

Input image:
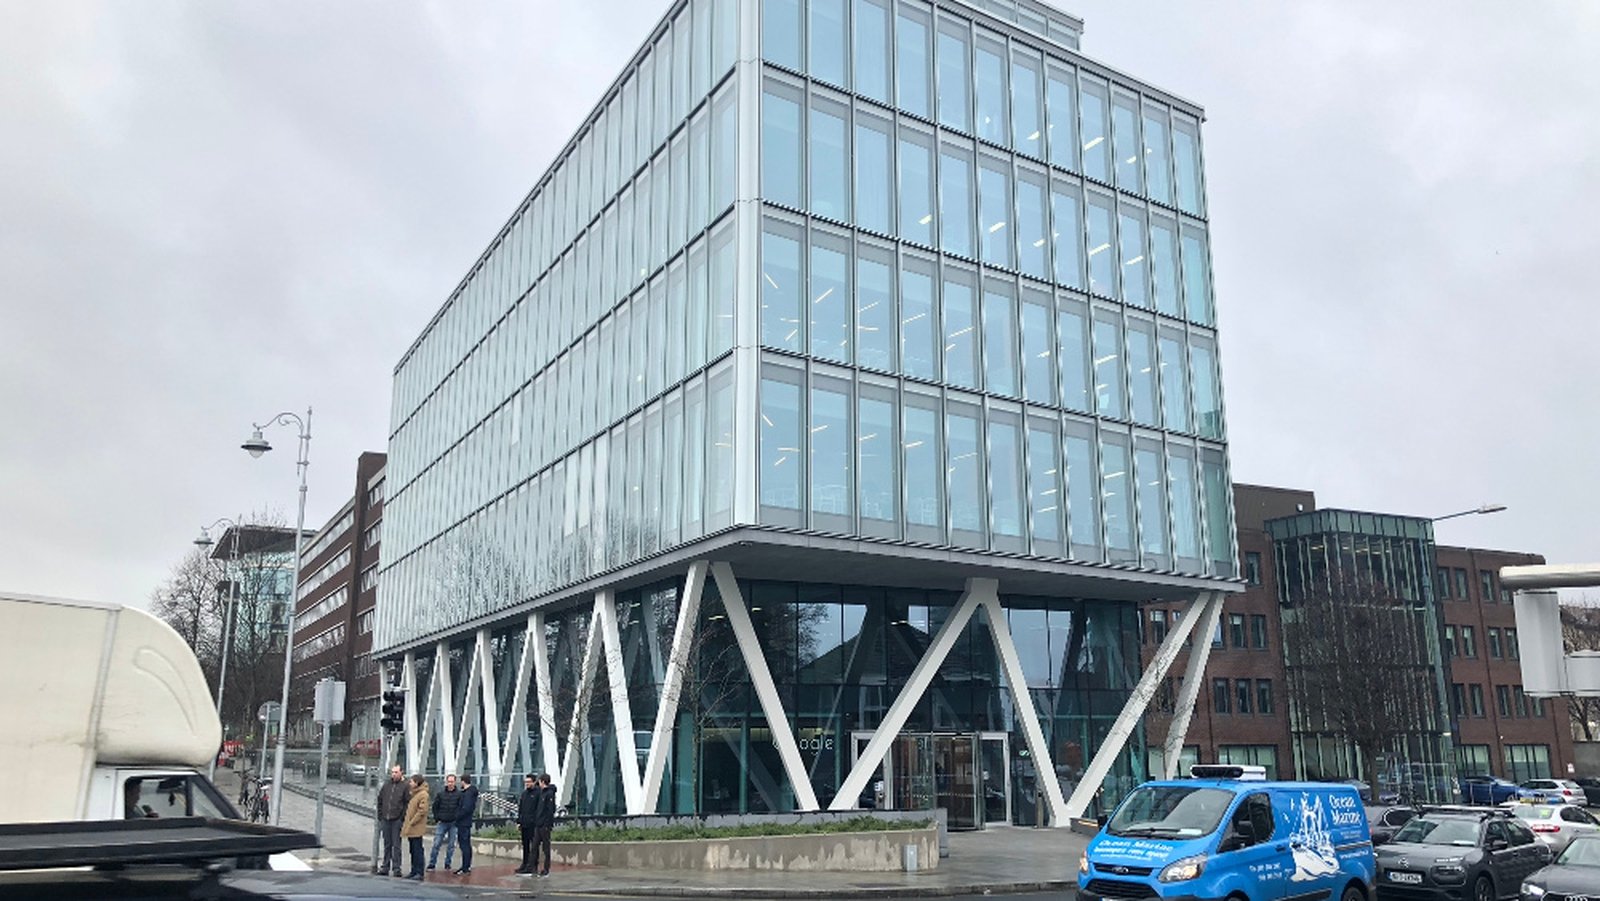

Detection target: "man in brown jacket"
[401, 774, 430, 881]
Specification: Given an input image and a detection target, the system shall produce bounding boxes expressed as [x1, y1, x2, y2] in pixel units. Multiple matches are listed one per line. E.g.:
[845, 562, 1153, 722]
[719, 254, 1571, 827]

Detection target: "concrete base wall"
[473, 826, 938, 872]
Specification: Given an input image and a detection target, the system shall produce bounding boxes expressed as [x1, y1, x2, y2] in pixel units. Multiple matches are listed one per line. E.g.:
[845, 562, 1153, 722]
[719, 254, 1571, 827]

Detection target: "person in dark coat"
[426, 774, 461, 871]
[515, 774, 539, 875]
[375, 765, 411, 876]
[453, 774, 479, 875]
[533, 773, 557, 877]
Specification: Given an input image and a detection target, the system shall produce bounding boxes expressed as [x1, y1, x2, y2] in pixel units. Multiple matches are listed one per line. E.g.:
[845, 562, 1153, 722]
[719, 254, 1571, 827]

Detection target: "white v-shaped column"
[531, 611, 562, 781]
[595, 589, 645, 813]
[638, 561, 709, 813]
[500, 615, 540, 780]
[453, 630, 486, 774]
[556, 601, 603, 808]
[977, 589, 1070, 825]
[1162, 591, 1226, 778]
[402, 651, 420, 771]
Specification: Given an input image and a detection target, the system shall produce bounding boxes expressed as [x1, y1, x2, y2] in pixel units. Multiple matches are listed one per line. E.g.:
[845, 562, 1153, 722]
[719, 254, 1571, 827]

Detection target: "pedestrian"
[375, 764, 410, 877]
[453, 773, 479, 875]
[515, 774, 539, 875]
[533, 772, 556, 877]
[402, 774, 429, 881]
[427, 773, 461, 871]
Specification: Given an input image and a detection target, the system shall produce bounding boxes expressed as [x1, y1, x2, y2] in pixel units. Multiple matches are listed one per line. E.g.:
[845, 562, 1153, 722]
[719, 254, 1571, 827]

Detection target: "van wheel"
[1340, 885, 1364, 901]
[1472, 875, 1494, 901]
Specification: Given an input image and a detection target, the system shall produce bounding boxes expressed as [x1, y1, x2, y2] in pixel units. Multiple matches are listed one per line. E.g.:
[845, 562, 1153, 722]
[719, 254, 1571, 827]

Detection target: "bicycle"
[248, 779, 272, 823]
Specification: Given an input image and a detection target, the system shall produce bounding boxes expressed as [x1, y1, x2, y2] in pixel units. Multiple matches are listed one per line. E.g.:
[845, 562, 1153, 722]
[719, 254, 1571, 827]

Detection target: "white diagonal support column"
[501, 615, 539, 780]
[979, 590, 1070, 826]
[476, 628, 505, 781]
[454, 631, 486, 774]
[830, 578, 991, 810]
[641, 561, 708, 812]
[1063, 591, 1211, 820]
[402, 651, 420, 772]
[416, 650, 442, 774]
[595, 589, 645, 814]
[711, 561, 820, 811]
[557, 607, 603, 807]
[1163, 591, 1227, 778]
[435, 642, 459, 774]
[531, 611, 562, 780]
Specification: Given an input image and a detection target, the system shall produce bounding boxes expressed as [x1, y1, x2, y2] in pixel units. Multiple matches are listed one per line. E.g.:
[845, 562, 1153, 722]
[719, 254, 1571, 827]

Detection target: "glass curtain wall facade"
[1269, 510, 1456, 801]
[378, 0, 1235, 823]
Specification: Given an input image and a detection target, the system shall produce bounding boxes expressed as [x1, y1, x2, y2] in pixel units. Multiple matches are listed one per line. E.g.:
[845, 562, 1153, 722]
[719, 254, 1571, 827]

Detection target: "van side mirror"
[1096, 814, 1108, 828]
[1486, 838, 1508, 852]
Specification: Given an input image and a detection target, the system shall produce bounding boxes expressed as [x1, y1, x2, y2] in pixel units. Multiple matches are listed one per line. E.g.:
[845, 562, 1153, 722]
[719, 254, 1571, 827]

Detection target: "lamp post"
[195, 517, 242, 780]
[241, 407, 312, 826]
[1430, 504, 1508, 523]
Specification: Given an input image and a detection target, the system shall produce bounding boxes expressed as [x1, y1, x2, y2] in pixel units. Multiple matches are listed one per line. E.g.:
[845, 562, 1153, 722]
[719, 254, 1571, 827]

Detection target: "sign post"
[312, 679, 346, 849]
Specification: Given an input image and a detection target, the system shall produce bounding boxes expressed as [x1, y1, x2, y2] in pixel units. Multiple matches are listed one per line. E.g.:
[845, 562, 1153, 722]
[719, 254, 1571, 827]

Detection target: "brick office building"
[1144, 483, 1572, 786]
[287, 451, 387, 745]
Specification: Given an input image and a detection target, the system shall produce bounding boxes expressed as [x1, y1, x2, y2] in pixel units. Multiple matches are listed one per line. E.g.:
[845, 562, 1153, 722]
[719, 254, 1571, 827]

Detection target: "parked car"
[1573, 776, 1600, 807]
[1460, 774, 1523, 806]
[1508, 802, 1600, 854]
[1367, 805, 1419, 846]
[1374, 807, 1551, 900]
[1518, 779, 1586, 806]
[1347, 779, 1402, 805]
[1519, 834, 1600, 900]
[343, 761, 370, 784]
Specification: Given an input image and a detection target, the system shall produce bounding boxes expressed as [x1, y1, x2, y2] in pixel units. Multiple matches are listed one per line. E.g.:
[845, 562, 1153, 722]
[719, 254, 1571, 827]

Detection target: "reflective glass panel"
[1016, 171, 1048, 280]
[942, 272, 979, 389]
[855, 116, 894, 234]
[1190, 336, 1221, 440]
[982, 282, 1018, 397]
[857, 251, 895, 371]
[978, 159, 1013, 268]
[974, 35, 1008, 145]
[1181, 226, 1212, 325]
[1056, 299, 1089, 412]
[1135, 441, 1168, 558]
[810, 99, 850, 220]
[1143, 103, 1173, 206]
[763, 0, 803, 70]
[1020, 290, 1053, 405]
[1158, 330, 1190, 433]
[1079, 78, 1110, 183]
[939, 146, 974, 258]
[855, 0, 891, 104]
[899, 131, 936, 246]
[904, 395, 943, 534]
[1150, 216, 1180, 317]
[1112, 94, 1142, 195]
[1119, 206, 1148, 308]
[810, 235, 851, 363]
[1026, 418, 1061, 545]
[896, 5, 932, 118]
[1127, 319, 1157, 427]
[1046, 65, 1076, 171]
[760, 371, 803, 513]
[900, 261, 938, 380]
[1201, 447, 1232, 573]
[712, 88, 737, 214]
[1065, 424, 1099, 556]
[1086, 193, 1115, 297]
[859, 391, 897, 526]
[1173, 114, 1203, 216]
[1011, 54, 1043, 158]
[936, 22, 970, 132]
[1100, 434, 1133, 553]
[1168, 446, 1201, 567]
[710, 223, 735, 353]
[762, 84, 803, 208]
[988, 412, 1024, 539]
[946, 403, 984, 537]
[761, 222, 803, 352]
[1092, 314, 1124, 419]
[1051, 180, 1083, 289]
[810, 0, 848, 87]
[810, 379, 852, 519]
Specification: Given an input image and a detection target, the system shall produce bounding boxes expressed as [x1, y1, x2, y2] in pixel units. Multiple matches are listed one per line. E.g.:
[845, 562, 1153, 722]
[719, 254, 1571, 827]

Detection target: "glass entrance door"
[979, 734, 1010, 824]
[933, 734, 979, 829]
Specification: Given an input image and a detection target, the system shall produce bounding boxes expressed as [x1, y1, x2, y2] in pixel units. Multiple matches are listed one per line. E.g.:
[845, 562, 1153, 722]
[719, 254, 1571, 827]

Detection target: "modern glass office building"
[376, 0, 1237, 825]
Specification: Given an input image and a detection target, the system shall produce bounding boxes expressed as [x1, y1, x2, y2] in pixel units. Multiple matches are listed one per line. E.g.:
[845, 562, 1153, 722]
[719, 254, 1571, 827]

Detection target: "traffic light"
[380, 689, 406, 733]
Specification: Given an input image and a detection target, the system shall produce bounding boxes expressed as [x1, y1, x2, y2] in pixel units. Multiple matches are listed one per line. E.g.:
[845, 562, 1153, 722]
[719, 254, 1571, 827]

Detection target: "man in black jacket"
[533, 773, 556, 877]
[426, 774, 461, 871]
[453, 774, 479, 875]
[514, 774, 539, 875]
[374, 765, 410, 877]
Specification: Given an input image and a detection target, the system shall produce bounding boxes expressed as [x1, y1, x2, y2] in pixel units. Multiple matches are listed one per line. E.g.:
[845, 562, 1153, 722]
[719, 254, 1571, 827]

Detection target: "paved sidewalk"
[401, 826, 1083, 898]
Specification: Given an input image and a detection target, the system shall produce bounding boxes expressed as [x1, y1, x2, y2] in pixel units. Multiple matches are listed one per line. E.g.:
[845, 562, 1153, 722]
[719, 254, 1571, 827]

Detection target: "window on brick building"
[1444, 624, 1457, 658]
[1454, 568, 1469, 599]
[1436, 566, 1451, 599]
[1461, 625, 1477, 658]
[1488, 627, 1503, 659]
[1256, 679, 1273, 714]
[1480, 570, 1496, 603]
[1235, 679, 1252, 714]
[1213, 678, 1230, 714]
[1507, 628, 1520, 659]
[1250, 614, 1267, 649]
[1148, 609, 1167, 644]
[1228, 613, 1246, 649]
[1496, 685, 1513, 718]
[1469, 684, 1485, 717]
[1244, 551, 1262, 585]
[1450, 683, 1466, 717]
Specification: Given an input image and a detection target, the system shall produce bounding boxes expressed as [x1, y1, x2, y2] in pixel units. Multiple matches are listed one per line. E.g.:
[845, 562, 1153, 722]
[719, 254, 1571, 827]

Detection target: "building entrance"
[851, 732, 1010, 828]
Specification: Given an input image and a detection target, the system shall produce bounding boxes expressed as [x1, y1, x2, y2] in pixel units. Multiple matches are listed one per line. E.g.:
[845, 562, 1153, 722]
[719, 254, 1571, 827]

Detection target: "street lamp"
[241, 407, 312, 826]
[195, 517, 242, 779]
[1431, 504, 1508, 523]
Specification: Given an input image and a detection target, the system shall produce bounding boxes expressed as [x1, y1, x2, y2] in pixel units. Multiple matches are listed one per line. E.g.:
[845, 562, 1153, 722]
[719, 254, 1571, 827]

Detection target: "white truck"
[0, 592, 308, 869]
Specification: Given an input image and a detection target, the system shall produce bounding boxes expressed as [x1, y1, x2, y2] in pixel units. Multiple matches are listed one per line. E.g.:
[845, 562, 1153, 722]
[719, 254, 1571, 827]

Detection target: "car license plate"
[1388, 872, 1423, 885]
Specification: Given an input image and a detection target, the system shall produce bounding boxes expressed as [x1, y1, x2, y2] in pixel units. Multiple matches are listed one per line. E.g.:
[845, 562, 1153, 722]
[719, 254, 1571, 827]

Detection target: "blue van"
[1079, 765, 1376, 901]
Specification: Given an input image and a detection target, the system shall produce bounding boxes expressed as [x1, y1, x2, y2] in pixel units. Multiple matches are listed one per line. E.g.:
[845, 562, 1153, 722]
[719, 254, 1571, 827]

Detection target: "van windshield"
[1106, 786, 1234, 839]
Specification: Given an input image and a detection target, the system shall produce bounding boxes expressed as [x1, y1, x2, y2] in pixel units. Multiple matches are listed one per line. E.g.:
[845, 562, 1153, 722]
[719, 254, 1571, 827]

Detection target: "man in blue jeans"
[426, 774, 461, 871]
[453, 773, 479, 875]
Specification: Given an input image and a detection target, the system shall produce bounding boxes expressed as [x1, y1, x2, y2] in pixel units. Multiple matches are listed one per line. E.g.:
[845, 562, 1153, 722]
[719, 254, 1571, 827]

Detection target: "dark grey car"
[1375, 810, 1552, 901]
[1519, 834, 1600, 900]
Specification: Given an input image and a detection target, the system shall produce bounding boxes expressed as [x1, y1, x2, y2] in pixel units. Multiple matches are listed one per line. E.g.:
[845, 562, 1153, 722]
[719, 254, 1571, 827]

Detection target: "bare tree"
[1281, 572, 1446, 791]
[1563, 601, 1600, 740]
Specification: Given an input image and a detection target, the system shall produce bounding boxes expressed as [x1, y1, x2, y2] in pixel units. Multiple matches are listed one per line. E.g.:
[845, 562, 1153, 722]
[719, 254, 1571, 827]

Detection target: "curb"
[562, 880, 1078, 898]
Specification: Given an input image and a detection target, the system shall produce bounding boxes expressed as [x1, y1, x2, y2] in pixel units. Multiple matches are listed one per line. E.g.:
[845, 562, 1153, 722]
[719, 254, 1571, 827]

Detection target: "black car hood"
[1376, 842, 1475, 865]
[1524, 862, 1600, 894]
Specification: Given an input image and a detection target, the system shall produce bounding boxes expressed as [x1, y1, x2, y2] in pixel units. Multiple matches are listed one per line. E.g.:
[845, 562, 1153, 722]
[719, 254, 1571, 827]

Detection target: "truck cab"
[1079, 765, 1376, 901]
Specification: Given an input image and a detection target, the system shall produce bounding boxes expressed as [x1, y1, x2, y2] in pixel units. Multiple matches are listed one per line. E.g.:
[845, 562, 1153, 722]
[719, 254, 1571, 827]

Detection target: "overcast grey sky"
[1, 1, 1595, 608]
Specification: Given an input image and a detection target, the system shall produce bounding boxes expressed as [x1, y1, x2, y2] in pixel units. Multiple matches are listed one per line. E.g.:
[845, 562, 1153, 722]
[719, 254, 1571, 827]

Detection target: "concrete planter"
[473, 826, 938, 872]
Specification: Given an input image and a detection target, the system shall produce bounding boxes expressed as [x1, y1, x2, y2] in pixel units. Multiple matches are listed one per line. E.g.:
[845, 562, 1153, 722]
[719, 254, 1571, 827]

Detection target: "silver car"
[1511, 802, 1600, 853]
